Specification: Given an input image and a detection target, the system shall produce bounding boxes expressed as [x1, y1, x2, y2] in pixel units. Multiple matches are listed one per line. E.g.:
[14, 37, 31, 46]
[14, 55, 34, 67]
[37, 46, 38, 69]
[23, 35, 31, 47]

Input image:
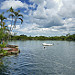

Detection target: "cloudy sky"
[0, 0, 75, 36]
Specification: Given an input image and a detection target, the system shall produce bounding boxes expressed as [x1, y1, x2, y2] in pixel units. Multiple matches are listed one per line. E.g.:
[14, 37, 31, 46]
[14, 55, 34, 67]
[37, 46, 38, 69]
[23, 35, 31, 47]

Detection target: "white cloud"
[15, 23, 61, 36]
[1, 0, 28, 9]
[59, 0, 75, 18]
[28, 0, 75, 35]
[5, 0, 75, 36]
[8, 24, 20, 30]
[1, 0, 75, 36]
[30, 0, 64, 28]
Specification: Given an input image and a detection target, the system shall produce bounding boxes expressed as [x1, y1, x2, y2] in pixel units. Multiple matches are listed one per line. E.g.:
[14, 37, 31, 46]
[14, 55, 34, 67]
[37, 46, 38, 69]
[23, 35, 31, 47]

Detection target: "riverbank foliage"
[0, 7, 23, 55]
[0, 49, 7, 55]
[0, 42, 6, 48]
[10, 34, 75, 41]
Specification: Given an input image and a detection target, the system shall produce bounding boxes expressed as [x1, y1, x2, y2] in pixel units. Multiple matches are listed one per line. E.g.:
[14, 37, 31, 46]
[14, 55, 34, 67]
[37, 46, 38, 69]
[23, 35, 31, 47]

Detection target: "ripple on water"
[1, 40, 75, 75]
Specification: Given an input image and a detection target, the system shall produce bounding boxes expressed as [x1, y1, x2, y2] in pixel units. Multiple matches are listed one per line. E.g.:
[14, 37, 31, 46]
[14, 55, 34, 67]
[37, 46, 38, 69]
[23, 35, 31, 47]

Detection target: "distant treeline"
[10, 34, 75, 41]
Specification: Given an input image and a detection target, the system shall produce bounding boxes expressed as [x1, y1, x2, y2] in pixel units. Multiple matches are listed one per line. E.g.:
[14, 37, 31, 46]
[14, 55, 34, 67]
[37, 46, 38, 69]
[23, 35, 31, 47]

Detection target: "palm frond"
[3, 22, 5, 27]
[14, 12, 18, 16]
[18, 10, 20, 13]
[3, 17, 7, 20]
[8, 14, 14, 18]
[2, 12, 4, 14]
[7, 7, 14, 12]
[18, 14, 23, 18]
[19, 18, 23, 24]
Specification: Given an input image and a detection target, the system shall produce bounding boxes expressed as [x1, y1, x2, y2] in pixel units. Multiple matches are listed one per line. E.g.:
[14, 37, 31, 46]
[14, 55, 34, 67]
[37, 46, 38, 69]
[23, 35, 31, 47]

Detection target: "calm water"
[0, 40, 75, 75]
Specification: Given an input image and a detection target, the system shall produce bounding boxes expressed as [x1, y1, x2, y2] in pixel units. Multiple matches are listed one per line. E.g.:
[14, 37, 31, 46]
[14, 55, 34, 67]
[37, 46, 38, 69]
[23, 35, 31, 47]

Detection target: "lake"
[0, 40, 75, 75]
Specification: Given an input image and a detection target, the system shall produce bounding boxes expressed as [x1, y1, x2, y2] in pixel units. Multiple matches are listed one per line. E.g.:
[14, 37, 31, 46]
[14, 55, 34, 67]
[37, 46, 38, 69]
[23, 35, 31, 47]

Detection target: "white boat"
[42, 43, 53, 46]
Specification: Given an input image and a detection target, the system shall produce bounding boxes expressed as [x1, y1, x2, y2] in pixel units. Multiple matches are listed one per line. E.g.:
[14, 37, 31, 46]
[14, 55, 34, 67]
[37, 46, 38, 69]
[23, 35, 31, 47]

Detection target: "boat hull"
[42, 43, 53, 46]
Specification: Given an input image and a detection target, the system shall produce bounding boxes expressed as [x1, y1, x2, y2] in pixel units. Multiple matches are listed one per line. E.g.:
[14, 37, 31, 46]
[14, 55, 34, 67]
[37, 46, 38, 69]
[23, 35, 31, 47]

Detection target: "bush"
[0, 49, 7, 55]
[0, 43, 6, 48]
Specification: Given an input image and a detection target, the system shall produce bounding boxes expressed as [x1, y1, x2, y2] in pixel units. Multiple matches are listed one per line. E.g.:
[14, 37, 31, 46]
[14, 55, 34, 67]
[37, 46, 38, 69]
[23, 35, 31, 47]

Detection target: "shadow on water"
[0, 58, 9, 75]
[0, 55, 18, 75]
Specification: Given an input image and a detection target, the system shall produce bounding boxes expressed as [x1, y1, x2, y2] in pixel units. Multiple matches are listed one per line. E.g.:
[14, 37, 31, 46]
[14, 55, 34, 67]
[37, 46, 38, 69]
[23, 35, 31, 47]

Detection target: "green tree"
[7, 7, 23, 39]
[0, 12, 7, 28]
[0, 12, 8, 40]
[7, 7, 14, 31]
[13, 10, 23, 28]
[7, 7, 23, 28]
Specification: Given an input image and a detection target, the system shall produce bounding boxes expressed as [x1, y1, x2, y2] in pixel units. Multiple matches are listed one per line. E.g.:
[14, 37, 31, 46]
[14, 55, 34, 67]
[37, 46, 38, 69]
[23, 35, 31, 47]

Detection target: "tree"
[13, 10, 23, 28]
[0, 7, 23, 41]
[7, 7, 23, 40]
[0, 12, 7, 28]
[7, 7, 23, 29]
[7, 7, 14, 31]
[0, 12, 8, 40]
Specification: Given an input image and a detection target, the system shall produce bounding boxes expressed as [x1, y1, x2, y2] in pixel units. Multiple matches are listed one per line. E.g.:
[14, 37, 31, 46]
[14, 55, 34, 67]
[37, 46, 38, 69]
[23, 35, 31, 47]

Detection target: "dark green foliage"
[0, 28, 9, 41]
[11, 35, 28, 40]
[10, 34, 75, 41]
[66, 34, 75, 41]
[0, 43, 6, 48]
[0, 49, 7, 54]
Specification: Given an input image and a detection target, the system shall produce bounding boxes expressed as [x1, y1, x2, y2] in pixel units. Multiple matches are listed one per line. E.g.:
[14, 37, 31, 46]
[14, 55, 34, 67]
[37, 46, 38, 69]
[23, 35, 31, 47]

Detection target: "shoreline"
[0, 45, 20, 57]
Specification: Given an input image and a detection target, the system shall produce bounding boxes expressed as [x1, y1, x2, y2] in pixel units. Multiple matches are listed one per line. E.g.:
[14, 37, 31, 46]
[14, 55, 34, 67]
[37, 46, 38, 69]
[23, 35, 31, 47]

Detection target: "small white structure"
[42, 43, 53, 46]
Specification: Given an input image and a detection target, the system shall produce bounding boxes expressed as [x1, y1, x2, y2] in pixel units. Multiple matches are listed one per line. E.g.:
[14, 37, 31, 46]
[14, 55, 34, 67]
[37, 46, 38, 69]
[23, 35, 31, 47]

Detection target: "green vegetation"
[0, 42, 6, 48]
[7, 7, 23, 29]
[0, 49, 7, 55]
[0, 7, 23, 41]
[0, 42, 7, 56]
[0, 12, 8, 41]
[66, 34, 75, 41]
[0, 7, 23, 56]
[0, 28, 9, 41]
[11, 34, 75, 41]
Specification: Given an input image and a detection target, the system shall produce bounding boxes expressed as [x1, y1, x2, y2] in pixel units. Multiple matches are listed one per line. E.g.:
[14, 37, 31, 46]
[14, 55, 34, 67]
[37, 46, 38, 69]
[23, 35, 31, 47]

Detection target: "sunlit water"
[0, 40, 75, 75]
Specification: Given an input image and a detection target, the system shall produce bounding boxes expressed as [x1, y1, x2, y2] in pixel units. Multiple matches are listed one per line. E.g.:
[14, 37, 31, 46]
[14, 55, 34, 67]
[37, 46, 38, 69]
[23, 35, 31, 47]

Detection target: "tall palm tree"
[7, 7, 23, 28]
[13, 10, 23, 28]
[0, 12, 8, 40]
[7, 7, 14, 31]
[8, 14, 14, 30]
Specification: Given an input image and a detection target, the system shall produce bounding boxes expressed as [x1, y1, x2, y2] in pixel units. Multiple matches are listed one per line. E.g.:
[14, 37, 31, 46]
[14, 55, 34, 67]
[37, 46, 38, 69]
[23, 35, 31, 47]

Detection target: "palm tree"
[7, 7, 14, 31]
[13, 10, 23, 28]
[7, 7, 14, 13]
[7, 7, 23, 28]
[0, 13, 8, 40]
[0, 12, 7, 28]
[8, 14, 14, 30]
[7, 7, 23, 39]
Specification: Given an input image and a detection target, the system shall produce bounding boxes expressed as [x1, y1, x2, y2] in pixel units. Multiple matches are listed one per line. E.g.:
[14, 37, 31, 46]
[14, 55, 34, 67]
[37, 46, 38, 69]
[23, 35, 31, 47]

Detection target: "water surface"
[0, 40, 75, 75]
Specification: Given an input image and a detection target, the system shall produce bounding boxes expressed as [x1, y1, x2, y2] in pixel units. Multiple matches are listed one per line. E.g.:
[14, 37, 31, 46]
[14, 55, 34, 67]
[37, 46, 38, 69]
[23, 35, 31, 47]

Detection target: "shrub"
[0, 43, 6, 48]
